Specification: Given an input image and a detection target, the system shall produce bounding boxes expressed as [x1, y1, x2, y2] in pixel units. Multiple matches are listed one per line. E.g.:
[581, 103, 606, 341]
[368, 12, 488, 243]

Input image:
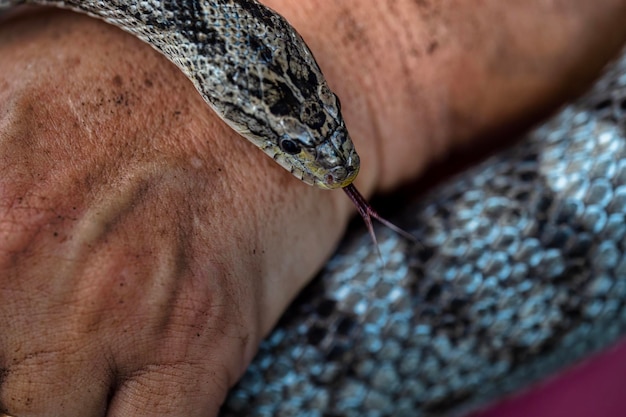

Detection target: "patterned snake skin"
[221, 52, 626, 416]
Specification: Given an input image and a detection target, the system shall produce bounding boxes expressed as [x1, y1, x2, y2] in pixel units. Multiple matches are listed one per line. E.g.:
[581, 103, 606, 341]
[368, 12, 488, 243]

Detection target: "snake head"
[200, 3, 362, 189]
[272, 120, 360, 190]
[259, 81, 361, 190]
[220, 69, 361, 189]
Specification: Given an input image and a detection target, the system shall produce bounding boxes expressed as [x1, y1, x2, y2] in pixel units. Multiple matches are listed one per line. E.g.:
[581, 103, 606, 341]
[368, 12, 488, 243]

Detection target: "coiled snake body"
[2, 1, 626, 416]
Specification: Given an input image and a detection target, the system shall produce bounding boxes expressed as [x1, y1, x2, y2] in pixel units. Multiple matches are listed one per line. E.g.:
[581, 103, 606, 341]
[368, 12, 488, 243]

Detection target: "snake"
[1, 0, 626, 416]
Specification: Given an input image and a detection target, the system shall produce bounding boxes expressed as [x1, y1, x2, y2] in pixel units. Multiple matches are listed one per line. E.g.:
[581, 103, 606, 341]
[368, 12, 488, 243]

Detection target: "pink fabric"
[470, 338, 626, 417]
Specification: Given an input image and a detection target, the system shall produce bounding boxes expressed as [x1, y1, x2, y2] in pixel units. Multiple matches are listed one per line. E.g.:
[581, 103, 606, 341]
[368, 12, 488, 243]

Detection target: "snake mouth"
[315, 163, 360, 190]
[320, 145, 361, 189]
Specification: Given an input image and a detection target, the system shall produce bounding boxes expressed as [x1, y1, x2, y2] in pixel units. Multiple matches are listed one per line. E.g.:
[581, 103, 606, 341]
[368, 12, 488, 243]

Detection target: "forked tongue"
[343, 184, 418, 265]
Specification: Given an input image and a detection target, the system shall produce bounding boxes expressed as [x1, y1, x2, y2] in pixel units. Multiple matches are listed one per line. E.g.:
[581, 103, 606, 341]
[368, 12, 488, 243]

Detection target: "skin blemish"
[112, 74, 123, 87]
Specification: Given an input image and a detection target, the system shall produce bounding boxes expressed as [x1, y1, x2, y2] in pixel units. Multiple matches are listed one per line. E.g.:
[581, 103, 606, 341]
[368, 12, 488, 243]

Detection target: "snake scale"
[1, 1, 626, 416]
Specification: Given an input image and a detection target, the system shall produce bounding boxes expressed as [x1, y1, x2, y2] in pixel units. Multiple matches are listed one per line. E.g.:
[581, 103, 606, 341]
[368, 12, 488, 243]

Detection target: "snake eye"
[279, 138, 301, 155]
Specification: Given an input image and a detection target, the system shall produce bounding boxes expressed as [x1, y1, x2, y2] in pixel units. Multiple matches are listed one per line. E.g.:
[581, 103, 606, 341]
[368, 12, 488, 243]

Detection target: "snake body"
[2, 1, 626, 416]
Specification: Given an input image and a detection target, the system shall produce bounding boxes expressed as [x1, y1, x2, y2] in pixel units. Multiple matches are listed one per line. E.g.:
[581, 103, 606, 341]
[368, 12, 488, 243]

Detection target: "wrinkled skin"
[0, 1, 625, 416]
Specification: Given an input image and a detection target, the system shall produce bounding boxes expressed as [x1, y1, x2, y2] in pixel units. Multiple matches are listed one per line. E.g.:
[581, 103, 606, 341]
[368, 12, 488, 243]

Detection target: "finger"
[106, 362, 227, 417]
[0, 352, 112, 417]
